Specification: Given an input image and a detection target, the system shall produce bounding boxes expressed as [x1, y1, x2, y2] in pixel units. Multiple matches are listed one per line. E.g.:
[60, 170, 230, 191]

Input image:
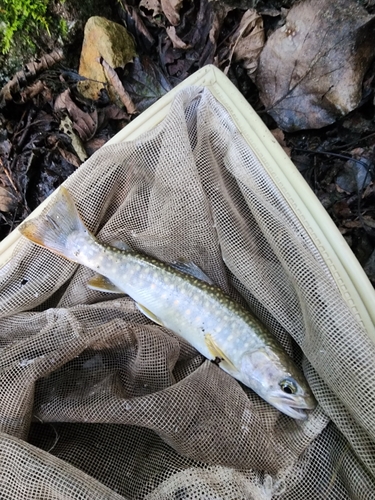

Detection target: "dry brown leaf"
[161, 0, 183, 25]
[210, 3, 235, 44]
[100, 58, 137, 115]
[232, 10, 264, 78]
[0, 186, 17, 213]
[18, 81, 45, 103]
[59, 116, 88, 163]
[58, 147, 82, 168]
[139, 0, 162, 19]
[85, 137, 108, 156]
[0, 48, 63, 104]
[140, 0, 182, 25]
[123, 3, 155, 51]
[55, 90, 98, 142]
[166, 27, 190, 49]
[257, 0, 375, 131]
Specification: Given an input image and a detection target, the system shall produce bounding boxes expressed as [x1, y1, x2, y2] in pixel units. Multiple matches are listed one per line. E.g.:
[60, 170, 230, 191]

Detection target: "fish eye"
[280, 379, 297, 395]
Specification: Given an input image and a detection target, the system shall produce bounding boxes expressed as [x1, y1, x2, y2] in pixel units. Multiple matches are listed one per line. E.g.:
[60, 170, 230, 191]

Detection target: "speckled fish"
[19, 186, 316, 419]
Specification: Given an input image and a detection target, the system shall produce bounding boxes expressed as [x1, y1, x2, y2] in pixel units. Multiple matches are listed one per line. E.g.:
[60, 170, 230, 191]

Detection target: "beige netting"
[0, 87, 374, 499]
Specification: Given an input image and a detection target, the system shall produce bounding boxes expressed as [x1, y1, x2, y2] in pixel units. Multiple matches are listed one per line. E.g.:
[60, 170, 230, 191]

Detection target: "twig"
[0, 157, 20, 196]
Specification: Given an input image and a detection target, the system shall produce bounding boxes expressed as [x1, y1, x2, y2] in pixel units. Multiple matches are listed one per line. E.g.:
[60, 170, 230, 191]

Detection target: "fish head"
[239, 346, 316, 420]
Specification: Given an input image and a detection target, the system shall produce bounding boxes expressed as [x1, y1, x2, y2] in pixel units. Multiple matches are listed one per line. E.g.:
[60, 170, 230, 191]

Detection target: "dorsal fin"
[170, 260, 214, 285]
[107, 239, 132, 252]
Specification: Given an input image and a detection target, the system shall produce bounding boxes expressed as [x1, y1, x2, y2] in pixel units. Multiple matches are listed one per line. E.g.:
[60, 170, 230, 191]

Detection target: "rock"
[78, 16, 136, 101]
[256, 0, 375, 131]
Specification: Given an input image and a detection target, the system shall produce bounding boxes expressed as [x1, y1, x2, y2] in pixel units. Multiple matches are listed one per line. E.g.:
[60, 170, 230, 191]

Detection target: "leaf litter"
[0, 0, 375, 287]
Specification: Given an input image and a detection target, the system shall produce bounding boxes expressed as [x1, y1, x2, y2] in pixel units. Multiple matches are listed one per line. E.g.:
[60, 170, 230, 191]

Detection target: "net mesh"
[0, 87, 374, 498]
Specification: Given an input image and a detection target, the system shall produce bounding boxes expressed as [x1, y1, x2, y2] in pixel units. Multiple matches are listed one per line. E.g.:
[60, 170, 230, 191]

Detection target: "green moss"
[58, 18, 68, 38]
[0, 0, 54, 54]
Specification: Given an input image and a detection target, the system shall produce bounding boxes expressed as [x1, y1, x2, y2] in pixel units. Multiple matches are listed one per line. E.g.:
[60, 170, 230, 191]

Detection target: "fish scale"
[19, 186, 316, 419]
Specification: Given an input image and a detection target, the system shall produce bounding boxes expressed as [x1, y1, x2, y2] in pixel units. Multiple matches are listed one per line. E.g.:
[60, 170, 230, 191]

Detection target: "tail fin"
[19, 186, 90, 261]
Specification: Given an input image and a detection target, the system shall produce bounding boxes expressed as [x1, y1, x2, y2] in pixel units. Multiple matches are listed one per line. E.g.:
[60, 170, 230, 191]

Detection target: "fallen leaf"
[55, 90, 98, 141]
[257, 0, 375, 131]
[0, 49, 63, 105]
[85, 137, 108, 156]
[344, 215, 375, 229]
[161, 0, 183, 25]
[363, 182, 375, 199]
[139, 0, 162, 20]
[0, 186, 17, 213]
[78, 16, 136, 101]
[335, 157, 373, 193]
[96, 104, 129, 131]
[18, 81, 45, 104]
[122, 56, 172, 112]
[59, 115, 88, 163]
[159, 0, 217, 83]
[100, 58, 137, 114]
[120, 3, 155, 53]
[221, 10, 264, 77]
[58, 147, 82, 168]
[166, 26, 190, 49]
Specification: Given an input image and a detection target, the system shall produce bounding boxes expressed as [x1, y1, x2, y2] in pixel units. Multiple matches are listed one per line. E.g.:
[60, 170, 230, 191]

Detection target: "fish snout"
[268, 393, 317, 420]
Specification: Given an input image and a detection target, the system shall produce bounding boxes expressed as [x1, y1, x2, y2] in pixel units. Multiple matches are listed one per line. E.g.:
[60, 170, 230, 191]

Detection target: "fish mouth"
[268, 396, 317, 420]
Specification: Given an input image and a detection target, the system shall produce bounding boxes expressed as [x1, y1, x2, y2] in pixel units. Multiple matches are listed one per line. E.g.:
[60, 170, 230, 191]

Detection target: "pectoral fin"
[87, 274, 123, 293]
[136, 303, 164, 326]
[204, 334, 236, 371]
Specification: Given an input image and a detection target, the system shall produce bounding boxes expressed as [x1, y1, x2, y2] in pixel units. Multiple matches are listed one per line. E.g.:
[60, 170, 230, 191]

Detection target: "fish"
[19, 186, 316, 419]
